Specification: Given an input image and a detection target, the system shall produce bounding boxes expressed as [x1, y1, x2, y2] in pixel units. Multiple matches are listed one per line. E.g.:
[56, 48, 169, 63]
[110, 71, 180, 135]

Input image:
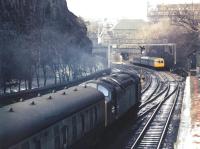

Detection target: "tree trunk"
[34, 65, 40, 88]
[51, 65, 57, 84]
[42, 65, 47, 87]
[58, 70, 62, 84]
[18, 79, 21, 91]
[3, 81, 6, 94]
[63, 66, 69, 82]
[57, 64, 61, 84]
[25, 80, 27, 90]
[68, 65, 72, 81]
[9, 84, 12, 93]
[28, 78, 32, 90]
[28, 66, 33, 90]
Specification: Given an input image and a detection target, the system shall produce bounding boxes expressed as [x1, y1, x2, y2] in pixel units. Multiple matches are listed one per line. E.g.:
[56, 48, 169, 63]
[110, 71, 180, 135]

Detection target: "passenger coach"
[0, 87, 105, 149]
[0, 71, 141, 149]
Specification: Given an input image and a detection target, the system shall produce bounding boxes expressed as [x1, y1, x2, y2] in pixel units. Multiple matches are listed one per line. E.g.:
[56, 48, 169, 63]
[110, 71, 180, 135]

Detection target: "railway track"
[139, 71, 176, 110]
[141, 75, 160, 103]
[140, 69, 178, 107]
[141, 72, 152, 94]
[126, 82, 180, 149]
[138, 83, 170, 117]
[107, 64, 184, 149]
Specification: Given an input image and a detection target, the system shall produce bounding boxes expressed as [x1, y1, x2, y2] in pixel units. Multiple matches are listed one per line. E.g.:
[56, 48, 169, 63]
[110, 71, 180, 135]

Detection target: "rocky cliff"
[0, 0, 93, 90]
[0, 0, 91, 52]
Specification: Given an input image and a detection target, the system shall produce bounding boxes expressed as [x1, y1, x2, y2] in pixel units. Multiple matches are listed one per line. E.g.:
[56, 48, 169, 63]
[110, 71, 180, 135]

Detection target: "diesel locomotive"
[133, 56, 165, 69]
[0, 71, 141, 149]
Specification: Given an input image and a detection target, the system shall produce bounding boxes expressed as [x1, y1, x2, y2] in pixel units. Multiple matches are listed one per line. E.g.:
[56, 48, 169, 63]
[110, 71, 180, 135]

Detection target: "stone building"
[112, 19, 147, 44]
[99, 19, 147, 46]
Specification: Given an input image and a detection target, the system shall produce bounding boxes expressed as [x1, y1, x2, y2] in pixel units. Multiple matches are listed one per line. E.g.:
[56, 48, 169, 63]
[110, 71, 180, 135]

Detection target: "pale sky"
[67, 0, 200, 20]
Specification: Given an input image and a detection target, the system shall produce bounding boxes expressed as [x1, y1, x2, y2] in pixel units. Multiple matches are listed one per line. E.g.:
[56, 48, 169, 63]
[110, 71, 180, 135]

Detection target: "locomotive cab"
[97, 85, 112, 102]
[81, 72, 140, 128]
[154, 58, 165, 68]
[83, 81, 116, 127]
[113, 70, 141, 104]
[98, 73, 139, 125]
[83, 82, 112, 103]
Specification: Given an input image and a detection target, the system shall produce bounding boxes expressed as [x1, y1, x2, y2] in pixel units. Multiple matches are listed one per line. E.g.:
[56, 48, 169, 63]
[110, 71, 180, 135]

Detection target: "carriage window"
[21, 142, 30, 149]
[62, 126, 68, 145]
[90, 109, 94, 128]
[54, 126, 60, 149]
[94, 106, 98, 124]
[81, 114, 85, 134]
[97, 85, 109, 97]
[33, 139, 41, 149]
[54, 126, 59, 136]
[72, 116, 77, 140]
[55, 136, 60, 149]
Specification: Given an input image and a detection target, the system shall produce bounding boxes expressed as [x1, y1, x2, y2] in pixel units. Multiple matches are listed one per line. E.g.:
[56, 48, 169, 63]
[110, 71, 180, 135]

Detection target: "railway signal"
[139, 46, 145, 54]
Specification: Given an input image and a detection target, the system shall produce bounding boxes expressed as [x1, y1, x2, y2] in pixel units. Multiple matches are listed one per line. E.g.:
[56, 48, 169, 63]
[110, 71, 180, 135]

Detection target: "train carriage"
[0, 70, 141, 149]
[0, 86, 105, 149]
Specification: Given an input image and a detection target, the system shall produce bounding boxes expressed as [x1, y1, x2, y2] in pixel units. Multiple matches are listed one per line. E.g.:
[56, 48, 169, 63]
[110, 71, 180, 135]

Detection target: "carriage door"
[111, 89, 118, 120]
[97, 85, 115, 125]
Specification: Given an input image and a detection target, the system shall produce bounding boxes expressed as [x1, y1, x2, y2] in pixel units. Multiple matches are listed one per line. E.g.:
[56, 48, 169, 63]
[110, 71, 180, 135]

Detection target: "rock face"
[0, 0, 92, 91]
[0, 0, 91, 51]
[0, 0, 65, 30]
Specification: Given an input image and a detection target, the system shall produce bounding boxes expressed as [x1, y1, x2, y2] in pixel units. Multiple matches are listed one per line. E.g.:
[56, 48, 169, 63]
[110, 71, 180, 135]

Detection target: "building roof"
[113, 19, 146, 30]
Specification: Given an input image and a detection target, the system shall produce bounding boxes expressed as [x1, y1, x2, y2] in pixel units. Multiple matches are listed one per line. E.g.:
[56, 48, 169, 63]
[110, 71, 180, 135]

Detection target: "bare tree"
[168, 4, 200, 33]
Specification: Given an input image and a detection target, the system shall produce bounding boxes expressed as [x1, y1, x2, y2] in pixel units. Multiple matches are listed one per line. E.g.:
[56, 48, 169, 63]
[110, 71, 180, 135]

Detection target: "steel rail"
[141, 76, 161, 103]
[139, 83, 170, 109]
[141, 73, 152, 94]
[130, 84, 179, 149]
[138, 83, 171, 119]
[157, 86, 180, 149]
